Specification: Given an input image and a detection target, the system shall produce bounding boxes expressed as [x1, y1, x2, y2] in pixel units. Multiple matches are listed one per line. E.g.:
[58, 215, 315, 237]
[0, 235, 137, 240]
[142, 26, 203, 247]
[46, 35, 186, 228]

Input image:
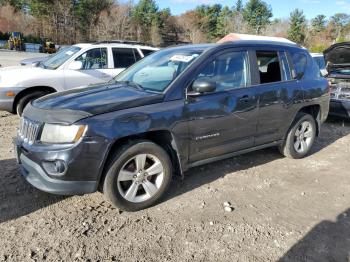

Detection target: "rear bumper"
[329, 99, 350, 119]
[20, 154, 97, 195]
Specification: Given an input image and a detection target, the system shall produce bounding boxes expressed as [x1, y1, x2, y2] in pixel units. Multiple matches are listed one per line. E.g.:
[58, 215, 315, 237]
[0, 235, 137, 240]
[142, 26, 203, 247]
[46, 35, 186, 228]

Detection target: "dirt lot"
[0, 113, 349, 262]
[1, 53, 350, 261]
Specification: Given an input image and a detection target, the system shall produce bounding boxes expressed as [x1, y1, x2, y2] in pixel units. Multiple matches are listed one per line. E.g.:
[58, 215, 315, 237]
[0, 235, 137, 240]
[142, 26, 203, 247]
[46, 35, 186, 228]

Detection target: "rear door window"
[112, 48, 138, 68]
[256, 51, 282, 84]
[279, 52, 292, 81]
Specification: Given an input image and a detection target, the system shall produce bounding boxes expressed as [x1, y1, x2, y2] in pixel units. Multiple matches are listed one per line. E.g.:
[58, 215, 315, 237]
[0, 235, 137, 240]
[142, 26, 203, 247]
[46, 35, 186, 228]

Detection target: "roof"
[218, 39, 299, 49]
[165, 43, 216, 51]
[73, 42, 157, 50]
[161, 40, 301, 55]
[218, 33, 296, 45]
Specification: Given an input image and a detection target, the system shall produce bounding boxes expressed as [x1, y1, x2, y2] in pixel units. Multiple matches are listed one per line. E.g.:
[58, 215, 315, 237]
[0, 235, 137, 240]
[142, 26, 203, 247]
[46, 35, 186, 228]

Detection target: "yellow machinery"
[39, 38, 56, 54]
[8, 32, 25, 51]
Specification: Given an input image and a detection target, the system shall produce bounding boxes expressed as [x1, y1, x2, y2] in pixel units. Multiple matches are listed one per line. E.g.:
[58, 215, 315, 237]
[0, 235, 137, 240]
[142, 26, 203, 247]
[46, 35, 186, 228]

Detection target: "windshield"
[41, 46, 81, 70]
[114, 48, 203, 92]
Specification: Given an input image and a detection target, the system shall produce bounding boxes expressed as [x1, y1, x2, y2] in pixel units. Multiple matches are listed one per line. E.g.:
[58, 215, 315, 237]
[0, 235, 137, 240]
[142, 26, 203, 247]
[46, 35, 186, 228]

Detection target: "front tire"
[103, 140, 173, 211]
[279, 113, 316, 159]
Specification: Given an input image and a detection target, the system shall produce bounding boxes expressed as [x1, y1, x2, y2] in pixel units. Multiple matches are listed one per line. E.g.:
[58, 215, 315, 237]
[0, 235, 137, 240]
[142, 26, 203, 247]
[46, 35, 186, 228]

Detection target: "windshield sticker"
[170, 55, 197, 63]
[65, 51, 74, 56]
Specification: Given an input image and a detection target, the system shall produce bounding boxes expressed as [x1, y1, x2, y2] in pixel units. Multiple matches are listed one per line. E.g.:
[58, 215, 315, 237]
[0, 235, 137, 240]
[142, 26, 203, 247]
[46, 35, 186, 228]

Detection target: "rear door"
[185, 48, 260, 163]
[254, 49, 301, 145]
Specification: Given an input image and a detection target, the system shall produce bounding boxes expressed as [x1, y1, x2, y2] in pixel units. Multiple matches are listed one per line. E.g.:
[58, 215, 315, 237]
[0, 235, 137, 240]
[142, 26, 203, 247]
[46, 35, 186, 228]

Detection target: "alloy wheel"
[117, 154, 164, 203]
[293, 121, 314, 154]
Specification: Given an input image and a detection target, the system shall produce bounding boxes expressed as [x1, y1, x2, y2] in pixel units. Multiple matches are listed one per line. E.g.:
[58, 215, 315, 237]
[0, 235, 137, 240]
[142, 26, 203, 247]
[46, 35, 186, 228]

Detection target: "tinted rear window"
[141, 49, 155, 57]
[290, 51, 307, 79]
[112, 48, 138, 68]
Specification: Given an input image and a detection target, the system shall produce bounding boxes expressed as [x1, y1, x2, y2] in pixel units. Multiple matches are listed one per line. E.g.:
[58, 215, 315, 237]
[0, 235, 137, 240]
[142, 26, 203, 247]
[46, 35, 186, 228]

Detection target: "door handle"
[239, 95, 250, 102]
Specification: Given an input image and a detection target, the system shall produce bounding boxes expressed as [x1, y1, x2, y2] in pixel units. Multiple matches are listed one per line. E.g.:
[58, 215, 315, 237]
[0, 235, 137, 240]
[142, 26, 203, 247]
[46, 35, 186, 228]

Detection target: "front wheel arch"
[98, 130, 183, 190]
[13, 86, 56, 114]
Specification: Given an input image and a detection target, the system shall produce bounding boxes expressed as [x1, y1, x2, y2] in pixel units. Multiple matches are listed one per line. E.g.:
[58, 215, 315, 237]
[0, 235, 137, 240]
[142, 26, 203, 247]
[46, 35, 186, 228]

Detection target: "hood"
[29, 82, 164, 122]
[324, 42, 350, 72]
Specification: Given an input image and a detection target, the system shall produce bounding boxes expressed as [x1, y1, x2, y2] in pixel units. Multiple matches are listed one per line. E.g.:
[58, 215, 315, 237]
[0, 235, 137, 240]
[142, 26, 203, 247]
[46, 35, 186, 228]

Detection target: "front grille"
[18, 117, 41, 145]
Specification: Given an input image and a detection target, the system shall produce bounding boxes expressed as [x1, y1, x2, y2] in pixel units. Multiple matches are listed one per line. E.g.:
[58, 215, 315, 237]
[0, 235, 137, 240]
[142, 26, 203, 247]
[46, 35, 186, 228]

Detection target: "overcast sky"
[134, 0, 350, 19]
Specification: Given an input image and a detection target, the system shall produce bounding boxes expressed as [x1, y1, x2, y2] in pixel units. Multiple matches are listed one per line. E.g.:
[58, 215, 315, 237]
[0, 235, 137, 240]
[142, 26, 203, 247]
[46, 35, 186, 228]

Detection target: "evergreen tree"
[195, 4, 222, 40]
[242, 0, 272, 34]
[216, 6, 233, 37]
[287, 9, 306, 44]
[311, 14, 326, 33]
[132, 0, 160, 43]
[235, 0, 243, 13]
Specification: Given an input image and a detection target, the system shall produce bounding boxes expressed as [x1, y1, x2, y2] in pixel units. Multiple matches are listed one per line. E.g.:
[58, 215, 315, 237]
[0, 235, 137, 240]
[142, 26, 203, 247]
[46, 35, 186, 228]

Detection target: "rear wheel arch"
[279, 112, 317, 159]
[13, 86, 56, 114]
[297, 104, 321, 136]
[286, 104, 321, 138]
[99, 130, 183, 189]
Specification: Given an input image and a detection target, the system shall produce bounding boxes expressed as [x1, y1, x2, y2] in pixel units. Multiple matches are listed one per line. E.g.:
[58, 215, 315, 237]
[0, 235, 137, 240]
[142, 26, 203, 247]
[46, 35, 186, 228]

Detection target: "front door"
[185, 49, 259, 163]
[64, 47, 112, 90]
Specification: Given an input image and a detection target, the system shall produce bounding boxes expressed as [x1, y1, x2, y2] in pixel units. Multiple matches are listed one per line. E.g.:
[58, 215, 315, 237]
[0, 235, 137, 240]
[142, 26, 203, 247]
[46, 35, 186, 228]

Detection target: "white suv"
[0, 41, 158, 115]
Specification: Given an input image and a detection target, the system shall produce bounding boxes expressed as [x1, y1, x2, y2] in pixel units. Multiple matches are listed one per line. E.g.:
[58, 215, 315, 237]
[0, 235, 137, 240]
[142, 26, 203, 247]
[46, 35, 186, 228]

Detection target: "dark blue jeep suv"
[15, 40, 330, 211]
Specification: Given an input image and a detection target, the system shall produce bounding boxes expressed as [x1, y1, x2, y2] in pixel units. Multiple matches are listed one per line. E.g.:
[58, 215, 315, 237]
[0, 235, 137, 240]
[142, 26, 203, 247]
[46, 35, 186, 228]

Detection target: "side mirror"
[68, 61, 83, 70]
[189, 79, 216, 95]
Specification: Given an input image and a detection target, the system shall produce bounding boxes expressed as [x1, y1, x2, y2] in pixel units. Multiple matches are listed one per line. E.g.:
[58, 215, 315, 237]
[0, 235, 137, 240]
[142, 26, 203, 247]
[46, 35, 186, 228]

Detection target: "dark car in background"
[324, 42, 350, 119]
[15, 40, 329, 211]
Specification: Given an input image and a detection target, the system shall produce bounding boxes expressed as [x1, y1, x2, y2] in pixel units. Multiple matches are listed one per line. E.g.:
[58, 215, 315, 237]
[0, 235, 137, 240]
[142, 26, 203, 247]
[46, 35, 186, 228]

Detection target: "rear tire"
[16, 91, 49, 116]
[103, 140, 173, 211]
[279, 113, 316, 159]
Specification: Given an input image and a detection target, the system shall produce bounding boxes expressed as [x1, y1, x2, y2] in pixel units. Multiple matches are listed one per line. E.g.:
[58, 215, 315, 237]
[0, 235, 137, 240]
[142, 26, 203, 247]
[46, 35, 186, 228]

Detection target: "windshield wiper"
[115, 80, 144, 90]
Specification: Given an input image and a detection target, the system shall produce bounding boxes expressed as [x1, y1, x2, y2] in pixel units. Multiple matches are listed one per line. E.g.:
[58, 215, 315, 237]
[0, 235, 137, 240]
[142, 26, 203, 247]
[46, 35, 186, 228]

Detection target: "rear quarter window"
[141, 49, 155, 57]
[290, 51, 307, 79]
[291, 50, 322, 80]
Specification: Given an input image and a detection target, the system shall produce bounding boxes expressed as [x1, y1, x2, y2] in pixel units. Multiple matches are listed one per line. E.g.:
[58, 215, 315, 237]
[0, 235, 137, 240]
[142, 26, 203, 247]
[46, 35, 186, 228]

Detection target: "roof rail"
[93, 40, 152, 46]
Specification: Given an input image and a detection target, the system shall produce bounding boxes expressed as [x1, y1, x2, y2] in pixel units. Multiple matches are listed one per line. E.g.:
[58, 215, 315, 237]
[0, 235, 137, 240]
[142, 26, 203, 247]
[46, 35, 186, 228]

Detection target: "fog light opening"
[42, 160, 67, 176]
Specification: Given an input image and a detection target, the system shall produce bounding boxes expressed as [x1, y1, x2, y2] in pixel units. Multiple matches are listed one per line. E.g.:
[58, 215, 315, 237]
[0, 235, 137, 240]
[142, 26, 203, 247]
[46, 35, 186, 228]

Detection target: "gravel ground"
[0, 50, 47, 67]
[1, 53, 350, 261]
[0, 111, 350, 261]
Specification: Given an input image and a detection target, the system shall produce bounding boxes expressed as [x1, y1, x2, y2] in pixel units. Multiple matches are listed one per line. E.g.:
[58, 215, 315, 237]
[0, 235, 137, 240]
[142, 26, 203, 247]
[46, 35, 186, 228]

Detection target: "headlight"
[40, 124, 87, 143]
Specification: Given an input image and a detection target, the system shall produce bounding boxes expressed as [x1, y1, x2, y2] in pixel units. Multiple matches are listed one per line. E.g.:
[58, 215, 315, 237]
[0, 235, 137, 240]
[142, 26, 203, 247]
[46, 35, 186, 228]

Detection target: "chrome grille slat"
[18, 117, 41, 144]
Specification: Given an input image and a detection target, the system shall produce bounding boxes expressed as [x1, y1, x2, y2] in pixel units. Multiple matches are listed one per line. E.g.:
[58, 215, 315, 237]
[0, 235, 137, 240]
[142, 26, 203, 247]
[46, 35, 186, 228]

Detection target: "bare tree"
[177, 11, 207, 43]
[94, 2, 134, 41]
